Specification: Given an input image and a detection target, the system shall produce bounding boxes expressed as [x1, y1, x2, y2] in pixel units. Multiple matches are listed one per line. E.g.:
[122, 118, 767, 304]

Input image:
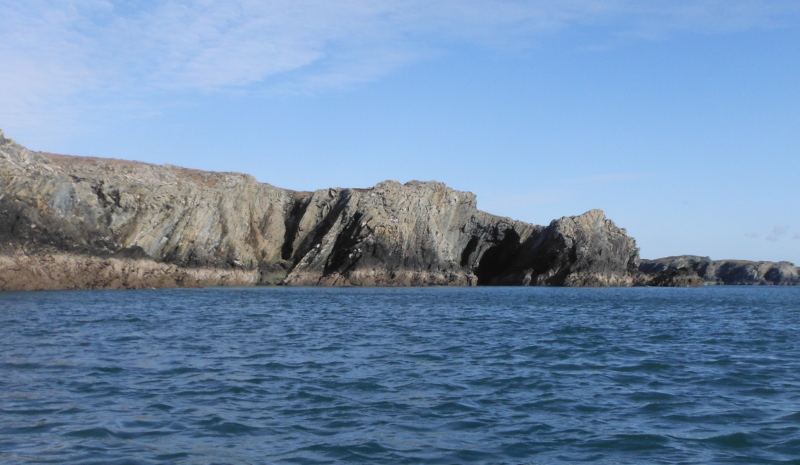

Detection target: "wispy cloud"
[794, 231, 800, 240]
[2, 0, 800, 124]
[766, 225, 790, 241]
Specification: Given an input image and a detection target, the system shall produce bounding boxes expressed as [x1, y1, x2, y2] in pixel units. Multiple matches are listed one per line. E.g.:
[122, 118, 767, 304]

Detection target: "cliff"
[0, 129, 643, 290]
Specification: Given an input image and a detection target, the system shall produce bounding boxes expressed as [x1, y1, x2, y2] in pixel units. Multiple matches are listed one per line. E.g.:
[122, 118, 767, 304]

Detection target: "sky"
[1, 0, 799, 264]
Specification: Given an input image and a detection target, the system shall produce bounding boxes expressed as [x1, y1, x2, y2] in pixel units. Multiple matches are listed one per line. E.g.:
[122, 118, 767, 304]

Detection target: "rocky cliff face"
[0, 129, 645, 290]
[639, 256, 800, 286]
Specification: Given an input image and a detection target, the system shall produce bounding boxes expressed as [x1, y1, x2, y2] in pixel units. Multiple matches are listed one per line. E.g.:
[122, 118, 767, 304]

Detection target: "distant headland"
[1, 129, 797, 290]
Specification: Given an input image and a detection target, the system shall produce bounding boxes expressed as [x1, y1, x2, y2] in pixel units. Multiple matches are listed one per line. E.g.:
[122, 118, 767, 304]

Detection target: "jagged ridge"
[0, 129, 642, 289]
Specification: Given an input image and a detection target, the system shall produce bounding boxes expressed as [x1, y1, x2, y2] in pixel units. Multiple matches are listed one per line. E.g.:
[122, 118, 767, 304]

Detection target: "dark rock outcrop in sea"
[0, 129, 796, 290]
[639, 256, 800, 286]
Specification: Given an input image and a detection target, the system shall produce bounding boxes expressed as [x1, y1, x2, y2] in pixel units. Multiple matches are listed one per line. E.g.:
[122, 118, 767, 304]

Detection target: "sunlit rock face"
[2, 128, 647, 289]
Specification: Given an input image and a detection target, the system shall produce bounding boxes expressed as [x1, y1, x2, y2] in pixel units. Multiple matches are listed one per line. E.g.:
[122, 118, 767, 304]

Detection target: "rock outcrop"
[465, 209, 641, 286]
[639, 256, 800, 286]
[0, 129, 645, 290]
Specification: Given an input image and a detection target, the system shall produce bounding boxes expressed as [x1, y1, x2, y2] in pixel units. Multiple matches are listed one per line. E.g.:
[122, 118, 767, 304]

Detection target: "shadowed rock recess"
[1, 129, 796, 290]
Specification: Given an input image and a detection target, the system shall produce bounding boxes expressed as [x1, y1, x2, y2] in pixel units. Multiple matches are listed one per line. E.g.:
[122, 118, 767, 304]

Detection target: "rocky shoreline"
[1, 129, 797, 291]
[639, 256, 799, 286]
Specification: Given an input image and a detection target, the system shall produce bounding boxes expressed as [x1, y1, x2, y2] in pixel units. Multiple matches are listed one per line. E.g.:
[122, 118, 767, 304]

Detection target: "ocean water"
[1, 287, 799, 465]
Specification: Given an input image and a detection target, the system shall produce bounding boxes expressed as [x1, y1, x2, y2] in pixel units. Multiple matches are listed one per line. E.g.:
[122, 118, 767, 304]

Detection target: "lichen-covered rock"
[0, 128, 643, 290]
[640, 256, 800, 286]
[1, 129, 296, 271]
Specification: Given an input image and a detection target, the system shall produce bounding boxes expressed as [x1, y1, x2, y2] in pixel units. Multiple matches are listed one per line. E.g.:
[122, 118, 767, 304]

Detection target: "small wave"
[116, 429, 175, 440]
[573, 403, 610, 414]
[740, 387, 782, 396]
[301, 441, 391, 460]
[1, 422, 65, 434]
[0, 362, 42, 370]
[289, 424, 339, 437]
[93, 365, 124, 374]
[155, 366, 200, 376]
[512, 344, 541, 354]
[628, 390, 676, 402]
[152, 452, 190, 461]
[432, 401, 478, 413]
[778, 411, 800, 422]
[551, 363, 593, 371]
[701, 432, 754, 448]
[639, 402, 674, 413]
[553, 325, 600, 335]
[368, 400, 411, 412]
[442, 419, 489, 430]
[56, 407, 83, 415]
[309, 344, 344, 352]
[322, 380, 386, 392]
[322, 419, 361, 429]
[72, 381, 120, 396]
[64, 426, 118, 438]
[243, 361, 302, 370]
[288, 390, 337, 404]
[0, 407, 60, 416]
[109, 335, 142, 342]
[499, 423, 555, 435]
[586, 433, 671, 452]
[147, 403, 173, 411]
[406, 352, 446, 361]
[502, 441, 546, 458]
[205, 421, 259, 435]
[614, 361, 672, 372]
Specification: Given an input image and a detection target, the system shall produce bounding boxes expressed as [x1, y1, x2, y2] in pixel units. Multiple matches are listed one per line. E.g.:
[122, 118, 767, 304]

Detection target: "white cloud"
[2, 0, 799, 125]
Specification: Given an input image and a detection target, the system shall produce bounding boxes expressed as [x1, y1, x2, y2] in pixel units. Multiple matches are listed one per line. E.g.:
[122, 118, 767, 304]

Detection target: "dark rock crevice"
[323, 212, 365, 276]
[282, 197, 311, 261]
[291, 190, 352, 265]
[459, 235, 480, 268]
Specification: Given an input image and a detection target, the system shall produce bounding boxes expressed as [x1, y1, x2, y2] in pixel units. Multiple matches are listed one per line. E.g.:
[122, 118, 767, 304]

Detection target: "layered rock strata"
[0, 129, 641, 290]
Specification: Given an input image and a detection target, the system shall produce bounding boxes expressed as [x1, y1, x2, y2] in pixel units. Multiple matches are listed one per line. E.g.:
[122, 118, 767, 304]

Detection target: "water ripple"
[1, 286, 799, 464]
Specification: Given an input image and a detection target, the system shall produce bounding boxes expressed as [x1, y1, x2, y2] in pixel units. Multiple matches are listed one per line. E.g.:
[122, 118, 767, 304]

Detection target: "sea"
[1, 286, 799, 464]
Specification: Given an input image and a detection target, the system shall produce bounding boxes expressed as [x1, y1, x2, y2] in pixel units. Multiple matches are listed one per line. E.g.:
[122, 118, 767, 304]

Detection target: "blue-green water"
[1, 287, 799, 464]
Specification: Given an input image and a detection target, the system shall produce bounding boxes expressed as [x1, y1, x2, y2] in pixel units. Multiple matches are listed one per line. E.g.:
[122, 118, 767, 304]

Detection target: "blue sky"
[1, 0, 799, 264]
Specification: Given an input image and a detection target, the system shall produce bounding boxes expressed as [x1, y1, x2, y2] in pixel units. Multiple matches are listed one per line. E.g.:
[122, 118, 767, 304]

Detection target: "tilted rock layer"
[1, 129, 795, 290]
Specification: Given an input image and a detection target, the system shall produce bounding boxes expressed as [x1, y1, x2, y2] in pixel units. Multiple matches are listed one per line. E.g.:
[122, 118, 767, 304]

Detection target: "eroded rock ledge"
[0, 129, 796, 290]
